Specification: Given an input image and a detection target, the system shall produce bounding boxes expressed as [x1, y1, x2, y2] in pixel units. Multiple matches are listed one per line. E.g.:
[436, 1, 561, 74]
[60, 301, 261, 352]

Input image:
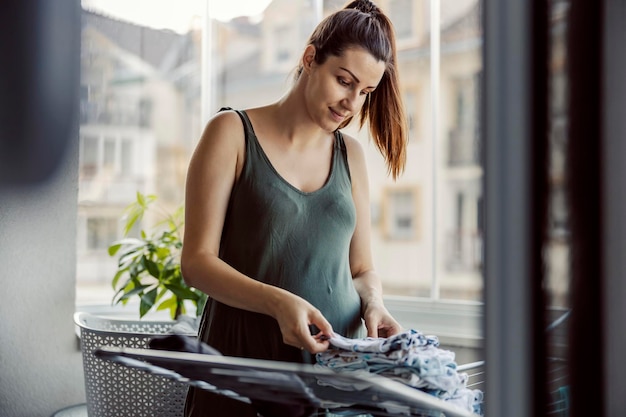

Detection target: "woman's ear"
[301, 45, 316, 73]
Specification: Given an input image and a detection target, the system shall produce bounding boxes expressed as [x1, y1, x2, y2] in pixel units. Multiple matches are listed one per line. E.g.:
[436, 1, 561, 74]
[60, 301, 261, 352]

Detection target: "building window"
[103, 137, 116, 174]
[87, 217, 118, 250]
[81, 135, 99, 177]
[121, 139, 133, 177]
[448, 75, 480, 166]
[138, 98, 152, 128]
[445, 189, 483, 272]
[383, 187, 421, 241]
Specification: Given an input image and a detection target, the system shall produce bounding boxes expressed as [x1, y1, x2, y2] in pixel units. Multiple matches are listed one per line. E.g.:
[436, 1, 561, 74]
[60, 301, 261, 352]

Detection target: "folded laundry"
[315, 329, 483, 416]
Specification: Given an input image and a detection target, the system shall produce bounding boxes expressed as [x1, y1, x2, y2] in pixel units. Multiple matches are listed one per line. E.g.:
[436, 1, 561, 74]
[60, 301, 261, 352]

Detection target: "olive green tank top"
[196, 108, 365, 364]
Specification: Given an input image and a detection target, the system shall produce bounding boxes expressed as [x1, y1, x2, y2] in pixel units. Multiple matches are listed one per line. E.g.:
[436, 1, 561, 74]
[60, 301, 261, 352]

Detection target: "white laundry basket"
[74, 312, 194, 417]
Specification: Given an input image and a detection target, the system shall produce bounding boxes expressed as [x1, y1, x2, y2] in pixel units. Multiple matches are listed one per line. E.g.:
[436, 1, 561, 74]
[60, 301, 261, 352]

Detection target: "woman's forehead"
[327, 47, 386, 85]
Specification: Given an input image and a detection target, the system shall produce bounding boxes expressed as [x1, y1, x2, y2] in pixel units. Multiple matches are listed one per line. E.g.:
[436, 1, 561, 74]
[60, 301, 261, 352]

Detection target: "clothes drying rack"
[92, 308, 573, 417]
[95, 346, 484, 417]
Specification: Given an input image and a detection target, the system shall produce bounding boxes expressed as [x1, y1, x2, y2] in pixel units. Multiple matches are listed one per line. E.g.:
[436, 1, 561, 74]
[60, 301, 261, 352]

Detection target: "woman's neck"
[261, 93, 330, 147]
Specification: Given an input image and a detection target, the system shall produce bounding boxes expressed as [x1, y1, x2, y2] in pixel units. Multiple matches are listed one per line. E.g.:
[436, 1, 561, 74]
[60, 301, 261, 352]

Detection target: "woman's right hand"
[270, 289, 334, 354]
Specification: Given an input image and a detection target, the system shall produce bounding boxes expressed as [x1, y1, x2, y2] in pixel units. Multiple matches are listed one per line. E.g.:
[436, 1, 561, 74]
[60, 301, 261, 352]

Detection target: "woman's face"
[303, 46, 386, 132]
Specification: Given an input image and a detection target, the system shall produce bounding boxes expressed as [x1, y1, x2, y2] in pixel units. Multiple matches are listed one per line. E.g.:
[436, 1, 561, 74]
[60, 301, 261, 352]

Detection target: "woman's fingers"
[309, 309, 334, 338]
[363, 303, 403, 338]
[275, 293, 334, 353]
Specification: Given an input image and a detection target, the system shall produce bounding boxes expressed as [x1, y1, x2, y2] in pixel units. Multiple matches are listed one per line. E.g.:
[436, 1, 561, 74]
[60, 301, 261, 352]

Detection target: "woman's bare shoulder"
[187, 110, 247, 178]
[339, 131, 366, 163]
[203, 109, 245, 141]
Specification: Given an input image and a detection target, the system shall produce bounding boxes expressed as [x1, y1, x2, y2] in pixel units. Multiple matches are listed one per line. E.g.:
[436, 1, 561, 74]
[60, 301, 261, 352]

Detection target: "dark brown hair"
[298, 0, 408, 179]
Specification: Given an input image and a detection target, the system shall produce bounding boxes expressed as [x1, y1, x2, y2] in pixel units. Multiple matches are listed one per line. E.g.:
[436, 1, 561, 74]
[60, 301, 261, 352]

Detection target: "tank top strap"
[218, 107, 254, 145]
[333, 129, 351, 182]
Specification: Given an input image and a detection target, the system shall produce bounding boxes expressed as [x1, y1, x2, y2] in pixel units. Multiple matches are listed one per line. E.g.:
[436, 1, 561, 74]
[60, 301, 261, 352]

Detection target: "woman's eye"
[338, 77, 350, 87]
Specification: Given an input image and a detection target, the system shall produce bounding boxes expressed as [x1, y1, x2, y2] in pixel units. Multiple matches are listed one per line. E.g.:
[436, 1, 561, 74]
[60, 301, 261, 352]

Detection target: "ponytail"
[301, 0, 408, 179]
[344, 1, 408, 179]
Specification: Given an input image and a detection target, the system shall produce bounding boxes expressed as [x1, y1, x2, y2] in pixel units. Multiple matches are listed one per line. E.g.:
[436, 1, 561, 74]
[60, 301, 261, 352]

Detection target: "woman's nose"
[342, 91, 361, 112]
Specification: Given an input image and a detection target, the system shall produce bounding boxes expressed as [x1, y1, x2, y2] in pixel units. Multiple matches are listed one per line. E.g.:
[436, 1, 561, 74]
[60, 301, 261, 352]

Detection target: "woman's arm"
[344, 134, 403, 338]
[181, 110, 332, 352]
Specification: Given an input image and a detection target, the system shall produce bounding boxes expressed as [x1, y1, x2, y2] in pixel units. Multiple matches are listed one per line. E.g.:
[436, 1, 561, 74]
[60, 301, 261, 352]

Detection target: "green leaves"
[140, 288, 158, 317]
[108, 192, 207, 320]
[120, 192, 157, 236]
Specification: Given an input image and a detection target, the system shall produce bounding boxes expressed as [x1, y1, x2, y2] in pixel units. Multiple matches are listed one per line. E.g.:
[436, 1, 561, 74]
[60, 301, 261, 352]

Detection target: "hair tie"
[347, 0, 379, 16]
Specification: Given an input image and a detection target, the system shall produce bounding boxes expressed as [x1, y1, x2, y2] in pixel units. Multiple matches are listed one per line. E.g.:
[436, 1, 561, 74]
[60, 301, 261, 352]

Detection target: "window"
[76, 1, 484, 345]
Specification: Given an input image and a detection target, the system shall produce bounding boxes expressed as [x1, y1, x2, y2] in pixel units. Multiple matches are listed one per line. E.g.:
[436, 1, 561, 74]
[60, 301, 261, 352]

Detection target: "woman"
[181, 1, 408, 415]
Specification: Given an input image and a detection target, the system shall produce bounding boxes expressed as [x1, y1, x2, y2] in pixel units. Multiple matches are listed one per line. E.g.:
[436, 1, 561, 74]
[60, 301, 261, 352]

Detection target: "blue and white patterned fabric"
[315, 329, 483, 415]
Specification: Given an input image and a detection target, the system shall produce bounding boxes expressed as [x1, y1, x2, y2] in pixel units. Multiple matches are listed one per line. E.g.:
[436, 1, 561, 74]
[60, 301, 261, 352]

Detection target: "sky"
[82, 0, 273, 33]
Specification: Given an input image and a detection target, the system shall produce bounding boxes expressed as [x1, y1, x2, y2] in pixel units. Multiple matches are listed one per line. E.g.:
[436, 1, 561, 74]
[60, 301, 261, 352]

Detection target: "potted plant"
[108, 191, 207, 320]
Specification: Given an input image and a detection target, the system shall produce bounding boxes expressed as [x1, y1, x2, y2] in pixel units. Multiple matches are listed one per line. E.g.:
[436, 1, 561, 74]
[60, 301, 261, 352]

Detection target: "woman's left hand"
[362, 300, 403, 338]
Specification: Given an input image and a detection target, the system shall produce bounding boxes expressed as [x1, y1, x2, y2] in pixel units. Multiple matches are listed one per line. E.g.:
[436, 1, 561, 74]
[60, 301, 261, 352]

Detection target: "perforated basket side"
[75, 313, 189, 417]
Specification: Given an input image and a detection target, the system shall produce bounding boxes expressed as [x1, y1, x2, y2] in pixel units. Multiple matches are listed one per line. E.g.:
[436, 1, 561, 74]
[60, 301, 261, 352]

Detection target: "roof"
[81, 8, 186, 69]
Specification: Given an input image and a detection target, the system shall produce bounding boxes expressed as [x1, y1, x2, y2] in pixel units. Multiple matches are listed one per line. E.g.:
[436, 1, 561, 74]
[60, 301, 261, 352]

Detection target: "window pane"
[353, 0, 431, 298]
[77, 2, 203, 305]
[364, 0, 484, 300]
[438, 0, 483, 300]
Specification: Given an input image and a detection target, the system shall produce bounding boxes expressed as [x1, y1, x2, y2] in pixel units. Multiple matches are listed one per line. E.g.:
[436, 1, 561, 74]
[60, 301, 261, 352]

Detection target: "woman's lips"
[330, 108, 346, 123]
